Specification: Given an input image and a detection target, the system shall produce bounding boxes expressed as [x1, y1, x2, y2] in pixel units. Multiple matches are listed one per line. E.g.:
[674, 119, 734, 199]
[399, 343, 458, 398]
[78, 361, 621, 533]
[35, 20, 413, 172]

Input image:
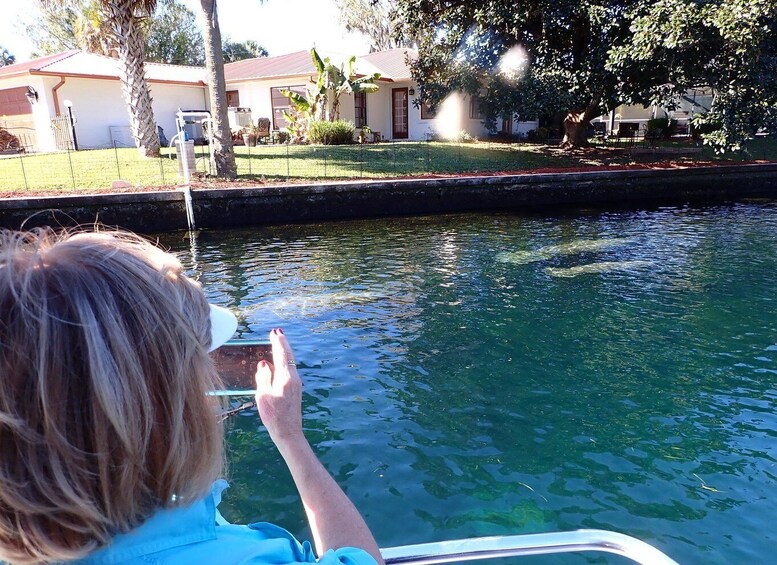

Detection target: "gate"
[51, 115, 74, 150]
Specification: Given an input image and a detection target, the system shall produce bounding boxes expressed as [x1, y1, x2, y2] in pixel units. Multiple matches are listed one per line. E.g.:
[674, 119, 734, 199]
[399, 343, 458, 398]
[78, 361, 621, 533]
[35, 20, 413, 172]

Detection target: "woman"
[0, 228, 383, 565]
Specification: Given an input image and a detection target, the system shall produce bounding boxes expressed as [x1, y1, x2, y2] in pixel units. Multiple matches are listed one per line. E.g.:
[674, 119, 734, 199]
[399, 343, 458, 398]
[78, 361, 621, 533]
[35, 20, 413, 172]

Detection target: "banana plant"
[330, 55, 381, 121]
[280, 47, 382, 140]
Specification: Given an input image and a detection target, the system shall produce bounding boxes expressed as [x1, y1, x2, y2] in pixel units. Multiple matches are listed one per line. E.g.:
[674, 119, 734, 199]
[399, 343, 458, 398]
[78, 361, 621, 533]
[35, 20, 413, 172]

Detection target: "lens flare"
[497, 45, 529, 83]
[434, 93, 466, 140]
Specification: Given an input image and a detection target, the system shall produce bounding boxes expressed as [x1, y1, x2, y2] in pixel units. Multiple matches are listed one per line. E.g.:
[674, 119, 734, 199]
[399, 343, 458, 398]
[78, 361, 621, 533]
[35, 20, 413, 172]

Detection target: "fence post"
[286, 142, 290, 180]
[324, 146, 327, 178]
[19, 153, 29, 191]
[159, 151, 166, 185]
[114, 140, 121, 179]
[66, 145, 76, 190]
[247, 143, 252, 176]
[360, 142, 364, 178]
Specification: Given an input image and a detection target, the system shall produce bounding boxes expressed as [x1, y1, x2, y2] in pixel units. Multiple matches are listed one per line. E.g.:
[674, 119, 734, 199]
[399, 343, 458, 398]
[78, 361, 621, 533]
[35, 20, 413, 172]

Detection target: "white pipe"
[182, 183, 196, 231]
[381, 530, 679, 565]
[176, 134, 196, 230]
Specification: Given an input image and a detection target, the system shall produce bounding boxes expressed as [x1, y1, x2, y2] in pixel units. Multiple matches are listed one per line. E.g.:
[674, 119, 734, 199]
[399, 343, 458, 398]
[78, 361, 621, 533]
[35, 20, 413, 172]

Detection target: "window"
[226, 90, 240, 107]
[271, 85, 305, 129]
[469, 96, 483, 119]
[420, 102, 436, 120]
[354, 91, 367, 128]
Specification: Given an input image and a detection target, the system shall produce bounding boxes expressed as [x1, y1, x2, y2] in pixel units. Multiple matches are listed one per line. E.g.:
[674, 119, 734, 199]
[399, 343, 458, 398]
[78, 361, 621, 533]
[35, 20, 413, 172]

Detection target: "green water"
[166, 203, 777, 563]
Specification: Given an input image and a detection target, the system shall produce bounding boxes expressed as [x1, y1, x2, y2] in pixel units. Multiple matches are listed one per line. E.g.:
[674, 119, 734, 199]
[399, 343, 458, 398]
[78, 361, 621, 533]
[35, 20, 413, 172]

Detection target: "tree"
[395, 0, 777, 150]
[145, 0, 204, 65]
[222, 39, 268, 63]
[40, 0, 160, 156]
[0, 47, 15, 67]
[28, 1, 113, 57]
[31, 0, 203, 65]
[608, 0, 777, 152]
[198, 0, 236, 178]
[335, 0, 414, 52]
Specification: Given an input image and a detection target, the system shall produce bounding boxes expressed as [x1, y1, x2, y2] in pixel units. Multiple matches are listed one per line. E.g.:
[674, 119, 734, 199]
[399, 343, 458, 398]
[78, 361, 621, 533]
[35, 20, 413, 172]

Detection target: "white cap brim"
[209, 304, 238, 352]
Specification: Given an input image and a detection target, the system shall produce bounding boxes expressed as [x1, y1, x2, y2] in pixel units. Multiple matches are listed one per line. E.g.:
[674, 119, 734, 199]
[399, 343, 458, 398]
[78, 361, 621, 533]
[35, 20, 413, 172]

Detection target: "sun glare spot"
[434, 93, 466, 140]
[497, 45, 529, 83]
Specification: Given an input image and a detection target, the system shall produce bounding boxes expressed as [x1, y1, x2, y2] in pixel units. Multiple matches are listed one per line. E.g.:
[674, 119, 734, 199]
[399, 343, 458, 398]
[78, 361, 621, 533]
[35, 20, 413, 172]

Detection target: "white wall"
[42, 77, 206, 149]
[150, 82, 209, 144]
[366, 85, 391, 140]
[228, 76, 309, 129]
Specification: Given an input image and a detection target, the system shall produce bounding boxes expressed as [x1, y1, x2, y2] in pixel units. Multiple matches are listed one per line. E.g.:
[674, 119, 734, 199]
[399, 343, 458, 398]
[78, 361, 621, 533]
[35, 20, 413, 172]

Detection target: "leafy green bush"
[690, 114, 721, 140]
[307, 120, 355, 145]
[527, 127, 550, 142]
[456, 130, 477, 143]
[646, 117, 674, 139]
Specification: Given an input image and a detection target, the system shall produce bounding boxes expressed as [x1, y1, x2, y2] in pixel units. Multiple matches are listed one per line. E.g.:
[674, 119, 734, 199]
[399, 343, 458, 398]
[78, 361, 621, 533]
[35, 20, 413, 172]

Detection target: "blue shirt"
[69, 481, 378, 565]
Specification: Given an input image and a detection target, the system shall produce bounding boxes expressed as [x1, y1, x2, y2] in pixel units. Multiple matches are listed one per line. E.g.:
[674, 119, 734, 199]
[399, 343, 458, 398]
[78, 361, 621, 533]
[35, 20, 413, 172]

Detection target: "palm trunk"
[561, 104, 600, 149]
[200, 0, 236, 178]
[102, 0, 160, 157]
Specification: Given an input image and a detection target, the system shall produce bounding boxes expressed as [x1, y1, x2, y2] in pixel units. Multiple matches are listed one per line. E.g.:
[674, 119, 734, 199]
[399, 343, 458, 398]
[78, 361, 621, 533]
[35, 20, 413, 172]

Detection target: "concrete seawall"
[1, 163, 776, 233]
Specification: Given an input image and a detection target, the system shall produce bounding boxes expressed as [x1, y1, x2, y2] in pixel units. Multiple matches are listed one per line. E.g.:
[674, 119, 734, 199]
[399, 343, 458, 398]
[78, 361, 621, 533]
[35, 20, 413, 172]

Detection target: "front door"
[392, 88, 408, 139]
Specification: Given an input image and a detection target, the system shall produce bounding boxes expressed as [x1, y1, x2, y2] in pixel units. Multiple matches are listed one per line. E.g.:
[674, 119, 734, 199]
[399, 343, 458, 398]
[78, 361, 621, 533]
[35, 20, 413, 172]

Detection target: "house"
[0, 47, 537, 153]
[224, 48, 538, 141]
[0, 50, 206, 152]
[593, 88, 714, 136]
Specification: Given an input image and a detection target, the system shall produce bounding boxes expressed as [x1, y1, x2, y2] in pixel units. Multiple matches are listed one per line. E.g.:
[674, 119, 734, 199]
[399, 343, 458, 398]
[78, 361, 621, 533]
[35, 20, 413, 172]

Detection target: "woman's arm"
[256, 329, 384, 565]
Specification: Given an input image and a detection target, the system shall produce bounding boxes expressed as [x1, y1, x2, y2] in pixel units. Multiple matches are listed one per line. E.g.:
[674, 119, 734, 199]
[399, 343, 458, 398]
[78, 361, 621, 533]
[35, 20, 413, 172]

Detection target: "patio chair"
[256, 118, 271, 144]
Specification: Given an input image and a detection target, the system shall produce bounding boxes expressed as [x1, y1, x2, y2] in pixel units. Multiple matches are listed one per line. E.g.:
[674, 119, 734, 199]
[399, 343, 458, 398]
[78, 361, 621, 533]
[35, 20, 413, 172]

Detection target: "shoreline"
[1, 162, 775, 233]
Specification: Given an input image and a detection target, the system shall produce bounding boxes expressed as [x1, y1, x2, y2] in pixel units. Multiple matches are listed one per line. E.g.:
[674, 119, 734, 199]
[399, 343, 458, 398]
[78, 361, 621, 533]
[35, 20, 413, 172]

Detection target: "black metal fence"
[0, 139, 564, 192]
[1, 137, 766, 194]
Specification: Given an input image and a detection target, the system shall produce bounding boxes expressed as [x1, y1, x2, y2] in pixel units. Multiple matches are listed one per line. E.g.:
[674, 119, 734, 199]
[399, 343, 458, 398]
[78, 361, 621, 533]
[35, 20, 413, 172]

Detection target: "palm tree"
[40, 0, 160, 157]
[198, 0, 236, 178]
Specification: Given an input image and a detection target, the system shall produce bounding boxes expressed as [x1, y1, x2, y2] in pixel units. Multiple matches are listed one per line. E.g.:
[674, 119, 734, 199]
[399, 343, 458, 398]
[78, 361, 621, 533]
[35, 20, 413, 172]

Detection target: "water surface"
[164, 203, 777, 564]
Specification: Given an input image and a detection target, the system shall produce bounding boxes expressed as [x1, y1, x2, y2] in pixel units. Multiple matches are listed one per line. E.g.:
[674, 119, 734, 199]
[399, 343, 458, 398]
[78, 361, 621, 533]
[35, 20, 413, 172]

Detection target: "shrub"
[455, 130, 477, 143]
[690, 114, 721, 140]
[646, 117, 675, 139]
[273, 130, 290, 144]
[308, 120, 355, 145]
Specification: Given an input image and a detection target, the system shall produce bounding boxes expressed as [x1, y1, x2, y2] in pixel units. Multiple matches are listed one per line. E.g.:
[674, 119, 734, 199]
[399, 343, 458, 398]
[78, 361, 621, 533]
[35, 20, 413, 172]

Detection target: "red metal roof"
[0, 50, 81, 79]
[1, 48, 419, 86]
[360, 48, 418, 81]
[224, 50, 316, 82]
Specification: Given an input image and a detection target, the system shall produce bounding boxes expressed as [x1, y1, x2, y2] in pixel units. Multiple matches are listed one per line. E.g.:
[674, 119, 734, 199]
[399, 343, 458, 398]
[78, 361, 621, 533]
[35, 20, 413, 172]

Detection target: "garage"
[0, 86, 36, 150]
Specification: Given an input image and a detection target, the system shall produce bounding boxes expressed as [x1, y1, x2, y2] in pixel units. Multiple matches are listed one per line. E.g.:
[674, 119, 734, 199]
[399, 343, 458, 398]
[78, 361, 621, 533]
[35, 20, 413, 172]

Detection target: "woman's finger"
[269, 328, 298, 386]
[255, 359, 273, 391]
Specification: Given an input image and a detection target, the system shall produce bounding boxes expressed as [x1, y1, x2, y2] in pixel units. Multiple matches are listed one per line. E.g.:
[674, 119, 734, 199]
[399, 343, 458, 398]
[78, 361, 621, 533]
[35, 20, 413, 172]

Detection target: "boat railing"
[380, 529, 679, 565]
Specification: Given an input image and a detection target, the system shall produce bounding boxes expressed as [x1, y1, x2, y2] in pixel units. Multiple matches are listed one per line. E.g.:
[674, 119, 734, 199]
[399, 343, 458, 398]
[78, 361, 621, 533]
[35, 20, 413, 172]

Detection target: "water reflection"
[160, 204, 777, 564]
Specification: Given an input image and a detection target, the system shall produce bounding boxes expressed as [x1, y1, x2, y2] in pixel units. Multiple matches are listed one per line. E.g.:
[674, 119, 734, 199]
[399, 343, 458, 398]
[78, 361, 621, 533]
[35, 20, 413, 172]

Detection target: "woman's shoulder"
[72, 482, 377, 565]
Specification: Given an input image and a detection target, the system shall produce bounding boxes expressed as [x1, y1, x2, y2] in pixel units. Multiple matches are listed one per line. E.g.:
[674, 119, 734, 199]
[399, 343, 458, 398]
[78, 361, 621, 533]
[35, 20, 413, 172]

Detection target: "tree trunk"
[200, 0, 236, 178]
[102, 0, 160, 157]
[561, 105, 599, 149]
[331, 95, 340, 121]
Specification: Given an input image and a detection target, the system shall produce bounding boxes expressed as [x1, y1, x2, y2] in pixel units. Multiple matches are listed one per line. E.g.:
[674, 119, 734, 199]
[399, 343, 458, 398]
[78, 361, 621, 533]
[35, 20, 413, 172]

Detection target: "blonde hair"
[0, 228, 224, 564]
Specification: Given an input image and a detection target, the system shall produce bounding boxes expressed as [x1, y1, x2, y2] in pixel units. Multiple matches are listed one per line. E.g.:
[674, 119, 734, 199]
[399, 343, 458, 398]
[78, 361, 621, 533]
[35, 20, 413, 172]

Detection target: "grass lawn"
[0, 138, 775, 195]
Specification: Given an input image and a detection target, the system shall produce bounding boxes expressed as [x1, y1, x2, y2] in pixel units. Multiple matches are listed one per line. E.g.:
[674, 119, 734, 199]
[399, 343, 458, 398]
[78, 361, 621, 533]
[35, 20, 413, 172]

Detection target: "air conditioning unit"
[228, 107, 252, 129]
